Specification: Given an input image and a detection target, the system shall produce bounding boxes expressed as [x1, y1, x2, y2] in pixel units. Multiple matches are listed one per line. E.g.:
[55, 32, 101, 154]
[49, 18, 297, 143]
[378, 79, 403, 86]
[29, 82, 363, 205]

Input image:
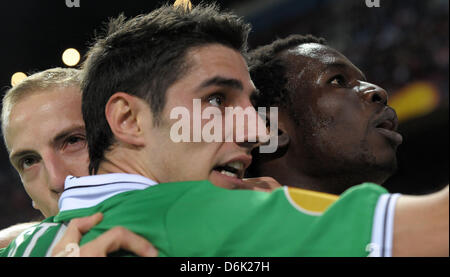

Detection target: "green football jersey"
[1, 173, 395, 257]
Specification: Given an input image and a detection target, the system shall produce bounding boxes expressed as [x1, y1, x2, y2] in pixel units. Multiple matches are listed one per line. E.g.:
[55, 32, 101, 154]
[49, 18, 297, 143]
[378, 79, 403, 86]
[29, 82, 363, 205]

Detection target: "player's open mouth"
[213, 161, 245, 179]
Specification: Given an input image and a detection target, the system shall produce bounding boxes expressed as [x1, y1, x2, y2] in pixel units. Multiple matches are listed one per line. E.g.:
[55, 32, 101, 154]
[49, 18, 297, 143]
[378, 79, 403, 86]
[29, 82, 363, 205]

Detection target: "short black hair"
[82, 2, 251, 174]
[248, 34, 325, 123]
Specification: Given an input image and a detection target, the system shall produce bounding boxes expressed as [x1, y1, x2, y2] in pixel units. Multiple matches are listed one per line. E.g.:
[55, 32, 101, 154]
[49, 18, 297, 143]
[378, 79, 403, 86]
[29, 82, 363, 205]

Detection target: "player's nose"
[359, 81, 388, 105]
[43, 153, 67, 194]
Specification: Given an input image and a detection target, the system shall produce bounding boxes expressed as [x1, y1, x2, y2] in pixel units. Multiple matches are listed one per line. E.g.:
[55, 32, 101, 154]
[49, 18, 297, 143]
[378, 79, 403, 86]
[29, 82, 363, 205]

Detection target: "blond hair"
[1, 67, 82, 146]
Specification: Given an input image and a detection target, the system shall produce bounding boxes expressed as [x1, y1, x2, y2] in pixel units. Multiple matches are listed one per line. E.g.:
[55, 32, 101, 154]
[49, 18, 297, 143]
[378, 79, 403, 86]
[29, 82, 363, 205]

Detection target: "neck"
[96, 145, 159, 182]
[256, 160, 332, 195]
[254, 142, 366, 195]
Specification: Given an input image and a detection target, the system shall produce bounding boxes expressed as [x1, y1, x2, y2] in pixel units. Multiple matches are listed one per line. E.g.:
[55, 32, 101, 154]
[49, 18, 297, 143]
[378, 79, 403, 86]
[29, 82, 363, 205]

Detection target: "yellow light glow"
[389, 82, 440, 122]
[11, 72, 27, 87]
[62, 48, 81, 67]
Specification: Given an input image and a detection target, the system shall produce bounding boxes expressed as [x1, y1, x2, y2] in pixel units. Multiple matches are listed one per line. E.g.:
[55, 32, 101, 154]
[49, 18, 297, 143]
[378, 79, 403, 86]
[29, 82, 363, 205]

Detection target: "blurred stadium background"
[0, 0, 448, 229]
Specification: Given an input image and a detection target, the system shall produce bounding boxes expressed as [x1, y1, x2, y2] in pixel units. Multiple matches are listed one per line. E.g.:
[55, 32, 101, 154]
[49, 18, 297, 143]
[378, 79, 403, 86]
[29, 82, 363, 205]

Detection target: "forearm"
[393, 186, 449, 257]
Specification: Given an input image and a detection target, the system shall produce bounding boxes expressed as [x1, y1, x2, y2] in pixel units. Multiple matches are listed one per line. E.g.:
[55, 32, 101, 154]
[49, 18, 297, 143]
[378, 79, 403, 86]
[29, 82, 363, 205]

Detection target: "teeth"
[226, 161, 244, 171]
[220, 170, 237, 178]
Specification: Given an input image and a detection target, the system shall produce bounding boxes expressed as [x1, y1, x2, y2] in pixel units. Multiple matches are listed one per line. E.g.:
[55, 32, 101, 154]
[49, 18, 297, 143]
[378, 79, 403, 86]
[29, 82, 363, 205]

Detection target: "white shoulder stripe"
[383, 193, 400, 257]
[368, 193, 400, 257]
[22, 223, 59, 257]
[45, 224, 68, 257]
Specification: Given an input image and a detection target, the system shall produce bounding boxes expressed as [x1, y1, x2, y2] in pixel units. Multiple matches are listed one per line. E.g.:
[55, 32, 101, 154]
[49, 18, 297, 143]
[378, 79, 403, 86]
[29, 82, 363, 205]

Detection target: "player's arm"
[0, 222, 40, 248]
[51, 213, 158, 257]
[393, 185, 449, 256]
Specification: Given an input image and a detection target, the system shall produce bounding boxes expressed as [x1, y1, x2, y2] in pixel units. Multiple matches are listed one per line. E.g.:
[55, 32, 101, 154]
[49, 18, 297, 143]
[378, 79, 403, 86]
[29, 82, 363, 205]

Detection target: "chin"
[366, 159, 398, 185]
[362, 146, 398, 180]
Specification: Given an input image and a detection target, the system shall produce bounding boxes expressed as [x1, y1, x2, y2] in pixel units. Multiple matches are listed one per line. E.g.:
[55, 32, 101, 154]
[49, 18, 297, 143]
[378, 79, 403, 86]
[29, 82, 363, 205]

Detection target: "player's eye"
[19, 156, 40, 171]
[207, 93, 226, 107]
[329, 75, 347, 87]
[66, 135, 84, 145]
[62, 134, 87, 152]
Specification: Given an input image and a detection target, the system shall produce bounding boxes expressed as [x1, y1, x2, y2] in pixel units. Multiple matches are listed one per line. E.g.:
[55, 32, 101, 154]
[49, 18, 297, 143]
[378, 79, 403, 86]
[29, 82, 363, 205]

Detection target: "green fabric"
[1, 180, 387, 257]
[1, 217, 55, 257]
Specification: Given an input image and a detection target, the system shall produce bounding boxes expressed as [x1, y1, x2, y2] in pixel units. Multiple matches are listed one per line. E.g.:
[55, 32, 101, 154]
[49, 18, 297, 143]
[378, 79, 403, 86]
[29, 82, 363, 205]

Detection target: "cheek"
[70, 153, 90, 175]
[308, 97, 368, 152]
[182, 143, 220, 179]
[315, 95, 345, 119]
[155, 140, 214, 181]
[315, 95, 364, 130]
[20, 166, 42, 190]
[22, 178, 47, 203]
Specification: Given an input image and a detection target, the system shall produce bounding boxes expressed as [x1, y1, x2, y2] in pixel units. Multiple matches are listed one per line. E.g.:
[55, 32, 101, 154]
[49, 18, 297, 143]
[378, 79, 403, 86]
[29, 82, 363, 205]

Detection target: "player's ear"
[254, 126, 290, 162]
[277, 127, 290, 150]
[105, 92, 147, 147]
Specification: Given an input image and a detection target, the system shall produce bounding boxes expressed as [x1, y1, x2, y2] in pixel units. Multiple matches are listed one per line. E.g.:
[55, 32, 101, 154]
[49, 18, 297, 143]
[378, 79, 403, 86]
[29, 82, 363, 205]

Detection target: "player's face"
[282, 43, 402, 185]
[5, 88, 89, 217]
[145, 44, 265, 189]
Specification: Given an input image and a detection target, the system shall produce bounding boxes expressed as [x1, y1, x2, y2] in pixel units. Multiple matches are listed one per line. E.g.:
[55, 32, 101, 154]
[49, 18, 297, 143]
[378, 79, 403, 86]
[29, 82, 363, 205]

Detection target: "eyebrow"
[52, 125, 85, 146]
[9, 125, 85, 165]
[197, 76, 244, 91]
[196, 75, 260, 103]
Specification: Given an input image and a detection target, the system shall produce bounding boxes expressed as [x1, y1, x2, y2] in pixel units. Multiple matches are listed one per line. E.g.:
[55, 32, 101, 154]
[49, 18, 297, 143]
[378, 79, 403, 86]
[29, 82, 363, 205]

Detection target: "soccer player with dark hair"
[1, 3, 447, 257]
[81, 3, 253, 183]
[248, 34, 403, 195]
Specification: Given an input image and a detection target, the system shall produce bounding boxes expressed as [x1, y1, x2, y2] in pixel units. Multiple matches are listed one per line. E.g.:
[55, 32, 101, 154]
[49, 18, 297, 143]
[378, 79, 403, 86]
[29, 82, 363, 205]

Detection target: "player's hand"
[239, 177, 282, 192]
[51, 212, 158, 257]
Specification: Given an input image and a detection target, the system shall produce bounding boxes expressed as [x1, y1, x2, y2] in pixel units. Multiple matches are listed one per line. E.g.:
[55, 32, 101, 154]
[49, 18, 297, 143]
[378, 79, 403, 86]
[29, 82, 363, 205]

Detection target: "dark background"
[0, 0, 448, 229]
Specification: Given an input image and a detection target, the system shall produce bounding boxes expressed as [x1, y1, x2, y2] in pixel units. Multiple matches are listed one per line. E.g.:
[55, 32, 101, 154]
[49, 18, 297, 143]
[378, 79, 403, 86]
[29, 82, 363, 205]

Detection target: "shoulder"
[0, 217, 61, 257]
[0, 222, 40, 248]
